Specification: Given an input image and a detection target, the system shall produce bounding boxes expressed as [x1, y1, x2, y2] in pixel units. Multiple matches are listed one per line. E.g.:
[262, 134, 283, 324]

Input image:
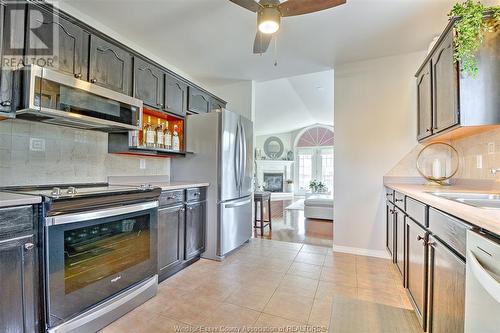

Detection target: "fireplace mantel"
[255, 160, 294, 193]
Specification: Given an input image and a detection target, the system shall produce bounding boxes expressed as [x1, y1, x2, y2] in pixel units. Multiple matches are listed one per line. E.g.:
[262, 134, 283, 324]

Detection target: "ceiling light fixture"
[258, 7, 281, 34]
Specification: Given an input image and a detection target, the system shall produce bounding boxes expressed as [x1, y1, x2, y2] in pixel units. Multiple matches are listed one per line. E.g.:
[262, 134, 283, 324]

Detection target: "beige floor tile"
[315, 280, 358, 301]
[323, 253, 357, 268]
[287, 262, 323, 279]
[308, 298, 332, 328]
[160, 294, 220, 325]
[277, 274, 319, 298]
[205, 302, 260, 326]
[224, 287, 276, 311]
[254, 312, 302, 327]
[319, 267, 357, 287]
[356, 287, 406, 308]
[263, 291, 314, 323]
[294, 252, 326, 266]
[301, 244, 330, 255]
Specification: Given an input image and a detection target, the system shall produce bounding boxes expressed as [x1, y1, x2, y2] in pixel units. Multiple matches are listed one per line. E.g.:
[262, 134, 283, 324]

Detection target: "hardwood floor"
[253, 199, 333, 247]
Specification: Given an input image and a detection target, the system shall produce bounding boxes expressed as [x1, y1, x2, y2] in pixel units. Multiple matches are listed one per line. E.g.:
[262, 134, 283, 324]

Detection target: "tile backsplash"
[0, 119, 170, 186]
[386, 127, 500, 181]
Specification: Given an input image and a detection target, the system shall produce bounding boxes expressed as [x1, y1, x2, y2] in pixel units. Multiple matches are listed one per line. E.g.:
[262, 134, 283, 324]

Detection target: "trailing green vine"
[448, 0, 499, 77]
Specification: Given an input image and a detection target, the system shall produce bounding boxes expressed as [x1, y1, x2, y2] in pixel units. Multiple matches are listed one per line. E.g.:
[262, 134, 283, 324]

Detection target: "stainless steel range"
[5, 184, 161, 333]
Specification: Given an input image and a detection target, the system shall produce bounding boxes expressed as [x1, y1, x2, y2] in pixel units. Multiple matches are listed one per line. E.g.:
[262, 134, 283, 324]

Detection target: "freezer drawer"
[218, 196, 252, 256]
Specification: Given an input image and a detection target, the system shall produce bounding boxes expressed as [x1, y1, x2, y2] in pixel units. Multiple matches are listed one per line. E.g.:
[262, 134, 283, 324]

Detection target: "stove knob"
[67, 186, 78, 195]
[51, 187, 61, 196]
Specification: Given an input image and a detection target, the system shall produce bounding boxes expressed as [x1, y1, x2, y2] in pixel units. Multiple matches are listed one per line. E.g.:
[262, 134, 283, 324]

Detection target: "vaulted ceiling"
[58, 0, 460, 82]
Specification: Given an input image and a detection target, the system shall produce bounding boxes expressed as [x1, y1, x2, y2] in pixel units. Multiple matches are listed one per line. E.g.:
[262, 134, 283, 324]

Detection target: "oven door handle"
[45, 201, 158, 226]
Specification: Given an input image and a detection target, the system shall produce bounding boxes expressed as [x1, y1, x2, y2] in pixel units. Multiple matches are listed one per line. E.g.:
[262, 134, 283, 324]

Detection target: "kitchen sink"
[428, 192, 500, 209]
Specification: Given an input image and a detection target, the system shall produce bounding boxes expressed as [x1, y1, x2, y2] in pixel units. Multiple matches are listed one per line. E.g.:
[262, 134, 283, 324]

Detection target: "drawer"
[159, 190, 185, 207]
[428, 208, 472, 258]
[186, 187, 206, 202]
[385, 187, 394, 202]
[406, 197, 427, 227]
[0, 205, 34, 239]
[394, 191, 405, 210]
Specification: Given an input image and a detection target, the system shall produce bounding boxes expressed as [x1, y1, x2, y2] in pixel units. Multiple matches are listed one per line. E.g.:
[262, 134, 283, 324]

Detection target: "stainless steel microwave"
[14, 65, 142, 131]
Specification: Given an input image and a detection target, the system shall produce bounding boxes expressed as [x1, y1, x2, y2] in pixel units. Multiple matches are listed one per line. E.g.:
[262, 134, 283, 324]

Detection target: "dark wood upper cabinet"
[427, 235, 465, 333]
[185, 201, 206, 260]
[165, 74, 186, 116]
[89, 35, 133, 95]
[27, 6, 89, 80]
[416, 62, 433, 140]
[188, 87, 210, 114]
[431, 29, 459, 134]
[405, 218, 428, 330]
[210, 97, 226, 112]
[134, 57, 164, 109]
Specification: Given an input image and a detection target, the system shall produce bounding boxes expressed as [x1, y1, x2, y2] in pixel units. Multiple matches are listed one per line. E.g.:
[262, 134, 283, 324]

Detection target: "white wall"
[200, 79, 256, 121]
[333, 51, 425, 257]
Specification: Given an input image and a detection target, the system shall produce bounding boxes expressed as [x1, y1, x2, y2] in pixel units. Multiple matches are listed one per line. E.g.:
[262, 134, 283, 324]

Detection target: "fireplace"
[263, 172, 284, 192]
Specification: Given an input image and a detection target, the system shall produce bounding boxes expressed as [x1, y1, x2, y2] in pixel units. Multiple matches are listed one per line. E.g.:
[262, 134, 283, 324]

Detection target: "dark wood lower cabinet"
[427, 235, 465, 333]
[405, 218, 428, 330]
[0, 235, 37, 333]
[185, 201, 206, 260]
[386, 202, 395, 261]
[395, 208, 405, 283]
[158, 204, 185, 279]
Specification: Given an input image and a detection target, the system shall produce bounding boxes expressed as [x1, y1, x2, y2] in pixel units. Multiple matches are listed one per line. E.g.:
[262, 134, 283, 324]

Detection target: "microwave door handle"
[45, 201, 159, 226]
[467, 249, 500, 303]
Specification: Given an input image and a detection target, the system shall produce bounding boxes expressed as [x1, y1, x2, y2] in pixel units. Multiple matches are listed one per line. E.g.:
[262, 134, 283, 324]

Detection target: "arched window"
[294, 126, 334, 195]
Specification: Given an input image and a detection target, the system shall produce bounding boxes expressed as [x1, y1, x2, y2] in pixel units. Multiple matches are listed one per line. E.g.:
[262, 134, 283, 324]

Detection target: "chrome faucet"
[490, 168, 500, 176]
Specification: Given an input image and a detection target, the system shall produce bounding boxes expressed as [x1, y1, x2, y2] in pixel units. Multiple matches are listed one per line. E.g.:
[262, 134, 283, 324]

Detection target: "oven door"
[45, 201, 158, 327]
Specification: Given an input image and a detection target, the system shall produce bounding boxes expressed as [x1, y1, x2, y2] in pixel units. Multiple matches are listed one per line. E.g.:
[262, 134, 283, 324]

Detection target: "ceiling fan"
[229, 0, 346, 54]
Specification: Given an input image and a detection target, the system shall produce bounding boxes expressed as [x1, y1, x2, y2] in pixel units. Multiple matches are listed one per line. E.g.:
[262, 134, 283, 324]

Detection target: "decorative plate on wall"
[264, 136, 284, 159]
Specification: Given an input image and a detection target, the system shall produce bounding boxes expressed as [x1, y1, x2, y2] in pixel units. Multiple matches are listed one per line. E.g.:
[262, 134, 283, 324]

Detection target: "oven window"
[63, 215, 150, 294]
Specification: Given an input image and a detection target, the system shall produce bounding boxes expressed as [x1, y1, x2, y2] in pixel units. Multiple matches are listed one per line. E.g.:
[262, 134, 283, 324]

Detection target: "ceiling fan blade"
[279, 0, 346, 17]
[253, 32, 273, 54]
[229, 0, 261, 12]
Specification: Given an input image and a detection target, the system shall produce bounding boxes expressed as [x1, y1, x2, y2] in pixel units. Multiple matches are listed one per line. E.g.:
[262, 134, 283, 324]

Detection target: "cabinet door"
[89, 35, 133, 95]
[0, 2, 25, 114]
[416, 62, 433, 140]
[134, 57, 164, 109]
[395, 209, 405, 282]
[211, 98, 225, 112]
[405, 218, 428, 330]
[0, 235, 37, 333]
[165, 74, 186, 116]
[187, 87, 210, 114]
[432, 30, 459, 133]
[185, 201, 206, 260]
[158, 205, 185, 273]
[386, 202, 395, 261]
[27, 7, 89, 79]
[427, 235, 465, 333]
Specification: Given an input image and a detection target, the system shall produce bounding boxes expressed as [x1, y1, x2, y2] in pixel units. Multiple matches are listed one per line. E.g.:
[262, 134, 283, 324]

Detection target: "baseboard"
[332, 244, 391, 259]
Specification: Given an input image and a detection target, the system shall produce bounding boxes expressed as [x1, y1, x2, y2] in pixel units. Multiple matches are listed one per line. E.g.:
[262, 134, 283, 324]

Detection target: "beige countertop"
[0, 192, 41, 208]
[108, 176, 208, 191]
[384, 182, 500, 236]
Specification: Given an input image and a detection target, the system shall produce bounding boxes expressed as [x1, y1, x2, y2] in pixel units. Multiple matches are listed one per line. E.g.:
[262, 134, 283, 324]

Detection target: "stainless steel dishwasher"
[465, 230, 500, 333]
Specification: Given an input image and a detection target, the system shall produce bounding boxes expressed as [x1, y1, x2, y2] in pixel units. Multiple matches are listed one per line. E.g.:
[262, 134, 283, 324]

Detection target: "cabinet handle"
[386, 193, 393, 197]
[193, 192, 200, 197]
[427, 241, 436, 247]
[180, 207, 185, 212]
[90, 78, 97, 83]
[0, 100, 11, 107]
[74, 73, 82, 79]
[389, 209, 395, 214]
[395, 199, 403, 203]
[416, 235, 426, 244]
[24, 243, 35, 251]
[426, 128, 431, 133]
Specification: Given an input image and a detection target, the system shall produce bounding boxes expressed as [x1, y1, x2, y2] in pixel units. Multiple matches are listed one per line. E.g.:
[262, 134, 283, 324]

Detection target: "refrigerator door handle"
[240, 121, 247, 193]
[224, 197, 252, 209]
[235, 122, 241, 190]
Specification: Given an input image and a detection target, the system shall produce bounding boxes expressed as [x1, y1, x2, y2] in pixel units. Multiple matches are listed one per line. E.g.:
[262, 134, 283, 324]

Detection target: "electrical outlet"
[140, 159, 146, 169]
[30, 138, 45, 152]
[476, 155, 483, 169]
[488, 142, 495, 155]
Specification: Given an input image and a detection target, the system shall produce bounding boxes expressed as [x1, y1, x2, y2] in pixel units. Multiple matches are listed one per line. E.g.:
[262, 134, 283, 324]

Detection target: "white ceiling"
[255, 70, 334, 135]
[60, 0, 460, 82]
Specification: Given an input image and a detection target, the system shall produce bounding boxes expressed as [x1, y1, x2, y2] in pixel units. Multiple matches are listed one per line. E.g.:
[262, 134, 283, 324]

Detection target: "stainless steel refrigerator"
[171, 109, 253, 260]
